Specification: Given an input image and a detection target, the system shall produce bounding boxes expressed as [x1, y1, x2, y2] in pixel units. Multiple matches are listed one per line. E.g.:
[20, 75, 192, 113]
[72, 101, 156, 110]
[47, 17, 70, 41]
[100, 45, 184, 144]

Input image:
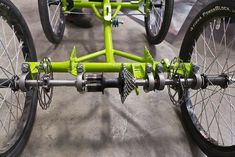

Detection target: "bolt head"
[146, 64, 152, 73]
[192, 65, 200, 73]
[21, 63, 29, 73]
[157, 64, 163, 73]
[77, 64, 83, 73]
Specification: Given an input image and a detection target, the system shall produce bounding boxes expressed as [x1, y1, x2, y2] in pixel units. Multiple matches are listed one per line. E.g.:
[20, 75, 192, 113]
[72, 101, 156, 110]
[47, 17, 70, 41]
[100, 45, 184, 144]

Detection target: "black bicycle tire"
[38, 0, 65, 44]
[179, 1, 235, 156]
[0, 0, 38, 156]
[145, 0, 174, 45]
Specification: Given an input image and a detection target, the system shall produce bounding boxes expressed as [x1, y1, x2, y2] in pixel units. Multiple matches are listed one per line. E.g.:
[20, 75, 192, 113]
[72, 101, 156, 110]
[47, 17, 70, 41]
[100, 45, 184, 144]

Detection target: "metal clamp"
[19, 63, 30, 92]
[76, 64, 85, 93]
[19, 73, 28, 92]
[144, 64, 155, 92]
[191, 65, 202, 90]
[155, 64, 165, 90]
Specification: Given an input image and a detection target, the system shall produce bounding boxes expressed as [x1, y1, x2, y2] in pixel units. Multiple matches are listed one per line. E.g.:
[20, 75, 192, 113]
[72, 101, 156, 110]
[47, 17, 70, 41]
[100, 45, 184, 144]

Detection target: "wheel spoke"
[0, 24, 18, 75]
[209, 99, 225, 145]
[201, 30, 224, 73]
[148, 0, 165, 36]
[192, 87, 221, 108]
[48, 1, 61, 33]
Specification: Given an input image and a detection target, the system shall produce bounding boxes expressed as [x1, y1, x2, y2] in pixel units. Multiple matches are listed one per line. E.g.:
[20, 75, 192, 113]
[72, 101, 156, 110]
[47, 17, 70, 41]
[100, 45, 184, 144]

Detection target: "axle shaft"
[0, 74, 233, 92]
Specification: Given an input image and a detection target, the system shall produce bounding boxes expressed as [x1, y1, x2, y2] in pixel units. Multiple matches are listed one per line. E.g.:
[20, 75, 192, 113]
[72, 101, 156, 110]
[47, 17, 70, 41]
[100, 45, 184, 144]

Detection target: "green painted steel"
[114, 49, 146, 62]
[60, 0, 150, 64]
[70, 47, 105, 62]
[62, 0, 67, 11]
[91, 4, 102, 20]
[71, 1, 139, 10]
[132, 63, 146, 79]
[28, 56, 192, 79]
[112, 5, 122, 18]
[144, 0, 150, 14]
[104, 19, 115, 62]
[27, 0, 193, 81]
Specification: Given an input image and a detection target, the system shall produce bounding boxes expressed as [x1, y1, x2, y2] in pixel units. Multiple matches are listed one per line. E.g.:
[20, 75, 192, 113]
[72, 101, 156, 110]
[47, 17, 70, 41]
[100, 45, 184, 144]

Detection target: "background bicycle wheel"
[11, 0, 219, 156]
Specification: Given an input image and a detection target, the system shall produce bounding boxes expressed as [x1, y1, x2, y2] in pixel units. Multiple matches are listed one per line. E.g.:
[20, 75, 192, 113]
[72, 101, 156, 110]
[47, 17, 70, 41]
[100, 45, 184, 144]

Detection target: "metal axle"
[1, 74, 232, 92]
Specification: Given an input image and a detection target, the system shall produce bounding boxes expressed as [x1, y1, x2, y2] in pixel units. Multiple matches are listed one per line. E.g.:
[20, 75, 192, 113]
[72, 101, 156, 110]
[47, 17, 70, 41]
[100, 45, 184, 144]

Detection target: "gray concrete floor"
[11, 0, 207, 156]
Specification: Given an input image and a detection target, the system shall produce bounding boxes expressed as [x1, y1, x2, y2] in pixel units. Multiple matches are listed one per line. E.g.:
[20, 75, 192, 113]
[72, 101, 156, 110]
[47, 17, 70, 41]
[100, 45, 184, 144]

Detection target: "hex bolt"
[77, 64, 83, 73]
[157, 64, 163, 73]
[21, 63, 29, 73]
[146, 64, 152, 73]
[192, 65, 200, 74]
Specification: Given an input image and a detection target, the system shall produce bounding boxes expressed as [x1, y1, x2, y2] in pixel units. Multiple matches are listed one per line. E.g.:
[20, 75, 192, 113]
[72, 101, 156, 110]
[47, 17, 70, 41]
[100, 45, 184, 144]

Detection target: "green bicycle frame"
[61, 0, 149, 15]
[28, 0, 193, 79]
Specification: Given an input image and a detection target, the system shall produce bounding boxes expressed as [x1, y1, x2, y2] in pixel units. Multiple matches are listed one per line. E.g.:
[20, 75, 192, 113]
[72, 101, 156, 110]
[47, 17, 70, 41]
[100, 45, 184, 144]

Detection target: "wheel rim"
[0, 17, 31, 153]
[47, 0, 64, 35]
[148, 0, 165, 36]
[184, 16, 235, 147]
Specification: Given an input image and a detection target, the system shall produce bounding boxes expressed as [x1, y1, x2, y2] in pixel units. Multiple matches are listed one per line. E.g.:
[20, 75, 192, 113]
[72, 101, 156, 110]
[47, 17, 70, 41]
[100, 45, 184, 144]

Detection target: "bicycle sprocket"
[119, 65, 136, 103]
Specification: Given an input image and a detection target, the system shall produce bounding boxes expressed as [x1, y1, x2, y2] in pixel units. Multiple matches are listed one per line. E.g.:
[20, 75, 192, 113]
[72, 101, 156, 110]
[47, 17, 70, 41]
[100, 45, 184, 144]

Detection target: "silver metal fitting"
[192, 65, 202, 90]
[144, 64, 155, 92]
[155, 73, 165, 90]
[76, 64, 85, 93]
[19, 73, 28, 92]
[21, 63, 30, 73]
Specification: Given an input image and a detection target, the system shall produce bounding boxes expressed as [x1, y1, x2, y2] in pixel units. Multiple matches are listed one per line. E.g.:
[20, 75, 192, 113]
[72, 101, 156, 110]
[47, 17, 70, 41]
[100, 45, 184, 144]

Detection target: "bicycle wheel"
[38, 0, 65, 44]
[179, 1, 235, 156]
[144, 0, 174, 45]
[0, 0, 38, 156]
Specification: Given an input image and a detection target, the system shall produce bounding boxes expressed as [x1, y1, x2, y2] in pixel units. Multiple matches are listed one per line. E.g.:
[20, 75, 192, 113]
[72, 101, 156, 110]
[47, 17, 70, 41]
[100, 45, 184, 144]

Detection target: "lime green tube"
[72, 1, 139, 10]
[114, 49, 145, 62]
[28, 60, 192, 78]
[104, 21, 115, 62]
